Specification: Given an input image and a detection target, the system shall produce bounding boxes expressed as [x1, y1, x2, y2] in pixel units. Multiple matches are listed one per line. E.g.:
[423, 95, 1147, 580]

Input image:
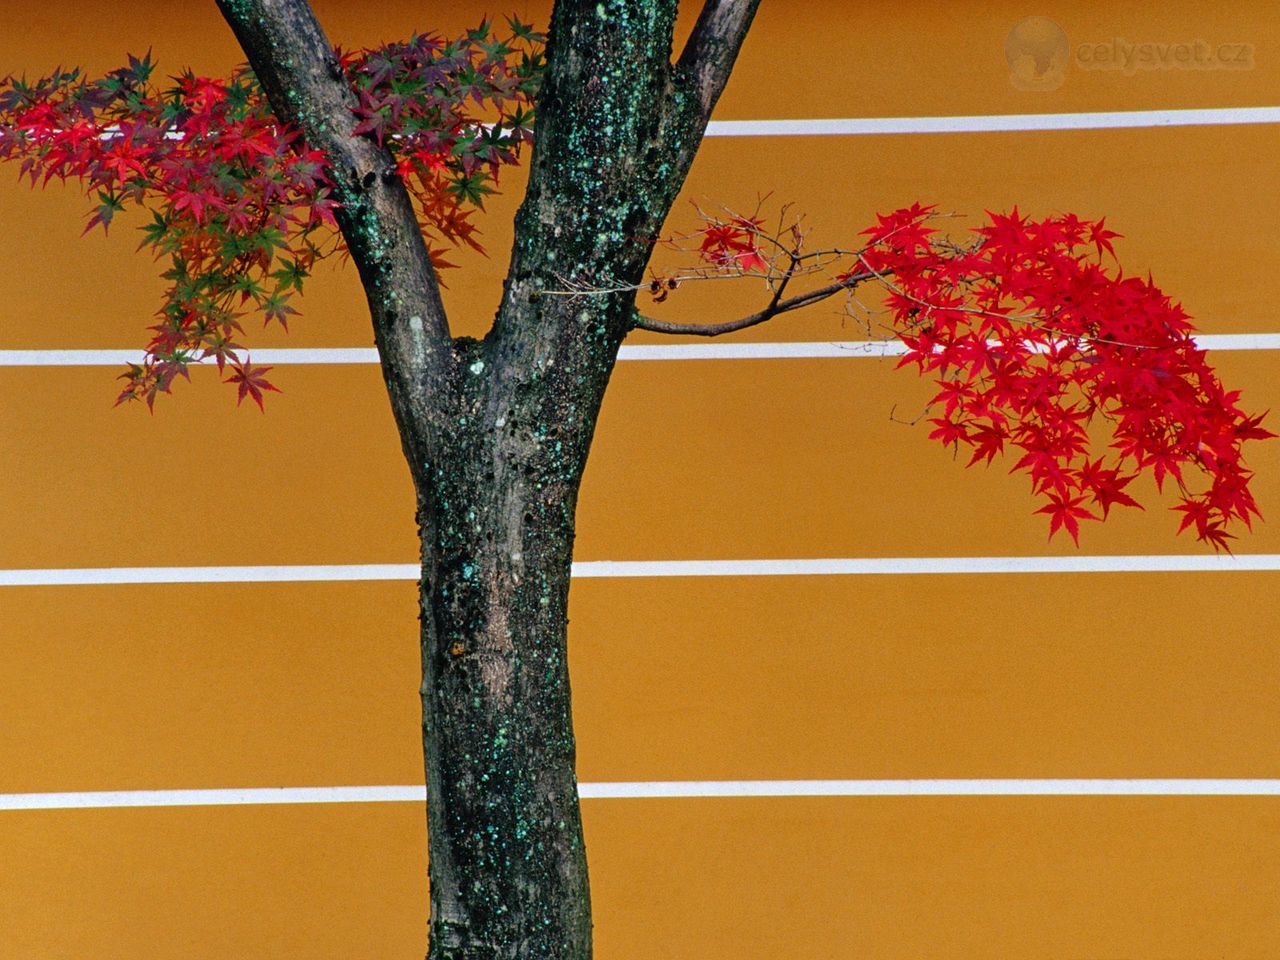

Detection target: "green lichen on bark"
[417, 335, 592, 959]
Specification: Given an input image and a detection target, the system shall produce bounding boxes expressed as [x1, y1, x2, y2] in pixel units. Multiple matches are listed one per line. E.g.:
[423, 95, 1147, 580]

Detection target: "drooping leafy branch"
[871, 205, 1272, 550]
[633, 203, 1273, 549]
[0, 18, 544, 407]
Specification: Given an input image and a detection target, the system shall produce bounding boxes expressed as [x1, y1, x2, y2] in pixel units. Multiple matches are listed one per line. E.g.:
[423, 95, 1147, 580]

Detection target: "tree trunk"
[405, 1, 741, 944]
[418, 490, 589, 960]
[214, 3, 762, 956]
[412, 352, 599, 960]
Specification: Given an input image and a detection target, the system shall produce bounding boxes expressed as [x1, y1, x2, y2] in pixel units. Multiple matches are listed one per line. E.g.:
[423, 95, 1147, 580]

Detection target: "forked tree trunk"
[216, 1, 760, 956]
[408, 232, 658, 956]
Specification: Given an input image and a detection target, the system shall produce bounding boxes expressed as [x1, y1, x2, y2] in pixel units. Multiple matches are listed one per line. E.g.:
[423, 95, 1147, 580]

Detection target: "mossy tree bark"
[216, 0, 760, 956]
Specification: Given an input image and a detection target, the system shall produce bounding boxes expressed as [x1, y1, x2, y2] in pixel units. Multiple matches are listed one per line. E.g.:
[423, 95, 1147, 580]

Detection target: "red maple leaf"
[224, 358, 281, 411]
[1077, 458, 1142, 517]
[1035, 493, 1097, 545]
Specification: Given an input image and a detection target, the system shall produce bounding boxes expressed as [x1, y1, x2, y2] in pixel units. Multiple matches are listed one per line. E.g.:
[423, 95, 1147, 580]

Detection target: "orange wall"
[2, 2, 1279, 958]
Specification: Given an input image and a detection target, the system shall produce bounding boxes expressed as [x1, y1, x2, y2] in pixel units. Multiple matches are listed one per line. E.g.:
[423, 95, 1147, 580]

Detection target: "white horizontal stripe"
[0, 344, 896, 366]
[581, 779, 1280, 798]
[705, 107, 1280, 137]
[0, 786, 424, 810]
[4, 779, 1278, 810]
[2, 333, 1277, 367]
[2, 555, 1278, 587]
[619, 341, 906, 360]
[75, 107, 1276, 147]
[574, 556, 1280, 577]
[77, 108, 1275, 146]
[1193, 333, 1280, 350]
[0, 564, 417, 586]
[0, 348, 382, 366]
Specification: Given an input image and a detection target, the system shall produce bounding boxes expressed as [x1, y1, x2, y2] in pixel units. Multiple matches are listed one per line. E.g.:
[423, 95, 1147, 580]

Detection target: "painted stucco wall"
[1, 2, 1278, 956]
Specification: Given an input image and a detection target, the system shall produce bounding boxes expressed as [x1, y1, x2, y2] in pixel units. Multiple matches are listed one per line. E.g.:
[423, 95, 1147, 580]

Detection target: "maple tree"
[0, 1, 1270, 958]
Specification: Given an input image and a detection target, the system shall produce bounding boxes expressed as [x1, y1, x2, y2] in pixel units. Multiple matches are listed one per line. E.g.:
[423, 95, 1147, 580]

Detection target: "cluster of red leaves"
[673, 202, 1270, 548]
[854, 203, 1272, 549]
[697, 213, 768, 273]
[0, 18, 544, 408]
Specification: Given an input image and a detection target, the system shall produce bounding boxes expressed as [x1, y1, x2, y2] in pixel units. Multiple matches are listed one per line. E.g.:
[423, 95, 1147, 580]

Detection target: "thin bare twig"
[632, 271, 874, 337]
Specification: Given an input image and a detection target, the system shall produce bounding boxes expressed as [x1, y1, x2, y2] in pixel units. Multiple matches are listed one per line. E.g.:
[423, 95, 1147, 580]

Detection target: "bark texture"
[216, 1, 760, 957]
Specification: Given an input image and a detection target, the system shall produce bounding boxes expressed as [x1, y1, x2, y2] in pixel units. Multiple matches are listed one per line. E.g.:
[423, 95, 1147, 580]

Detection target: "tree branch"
[214, 0, 454, 445]
[676, 0, 763, 120]
[633, 270, 874, 337]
